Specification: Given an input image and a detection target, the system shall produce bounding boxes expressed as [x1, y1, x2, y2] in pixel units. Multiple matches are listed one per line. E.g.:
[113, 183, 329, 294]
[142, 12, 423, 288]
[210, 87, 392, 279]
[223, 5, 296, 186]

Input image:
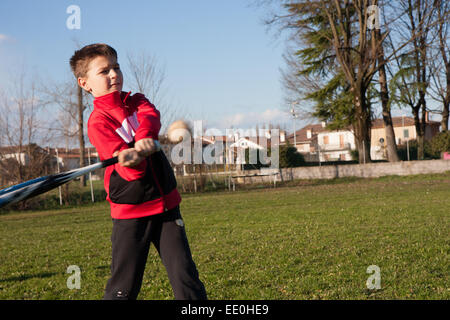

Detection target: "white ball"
[167, 120, 191, 143]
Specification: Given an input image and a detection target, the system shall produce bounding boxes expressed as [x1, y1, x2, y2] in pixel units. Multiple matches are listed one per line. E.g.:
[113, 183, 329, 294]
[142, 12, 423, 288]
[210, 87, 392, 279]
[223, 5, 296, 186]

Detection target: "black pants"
[103, 206, 207, 300]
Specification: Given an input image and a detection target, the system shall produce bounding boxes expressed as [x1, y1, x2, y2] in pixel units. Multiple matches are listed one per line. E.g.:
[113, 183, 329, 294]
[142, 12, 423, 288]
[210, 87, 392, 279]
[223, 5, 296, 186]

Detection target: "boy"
[70, 43, 207, 300]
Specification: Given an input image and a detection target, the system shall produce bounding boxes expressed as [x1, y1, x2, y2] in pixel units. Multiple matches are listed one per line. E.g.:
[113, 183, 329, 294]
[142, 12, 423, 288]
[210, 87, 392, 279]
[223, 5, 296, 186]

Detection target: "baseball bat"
[0, 141, 161, 209]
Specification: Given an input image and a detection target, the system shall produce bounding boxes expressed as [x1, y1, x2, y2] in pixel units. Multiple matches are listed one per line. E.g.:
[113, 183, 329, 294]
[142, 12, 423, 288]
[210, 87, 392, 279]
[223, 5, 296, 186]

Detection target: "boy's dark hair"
[70, 43, 117, 78]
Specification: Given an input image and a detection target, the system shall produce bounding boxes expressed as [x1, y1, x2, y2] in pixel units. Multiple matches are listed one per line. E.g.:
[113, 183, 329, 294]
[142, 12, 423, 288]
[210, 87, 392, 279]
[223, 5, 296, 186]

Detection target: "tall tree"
[41, 76, 91, 180]
[387, 0, 438, 159]
[372, 0, 400, 162]
[269, 0, 391, 163]
[41, 79, 82, 150]
[429, 0, 450, 131]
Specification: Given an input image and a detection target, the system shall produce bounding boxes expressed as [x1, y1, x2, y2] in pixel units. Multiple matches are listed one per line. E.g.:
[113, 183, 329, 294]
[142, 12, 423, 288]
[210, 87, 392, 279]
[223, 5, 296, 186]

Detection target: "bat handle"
[102, 156, 119, 168]
[101, 141, 162, 168]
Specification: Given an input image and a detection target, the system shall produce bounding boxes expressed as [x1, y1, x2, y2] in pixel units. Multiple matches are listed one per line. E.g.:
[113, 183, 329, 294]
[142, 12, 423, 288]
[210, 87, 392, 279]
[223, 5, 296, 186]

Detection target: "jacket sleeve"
[88, 117, 147, 181]
[131, 93, 162, 141]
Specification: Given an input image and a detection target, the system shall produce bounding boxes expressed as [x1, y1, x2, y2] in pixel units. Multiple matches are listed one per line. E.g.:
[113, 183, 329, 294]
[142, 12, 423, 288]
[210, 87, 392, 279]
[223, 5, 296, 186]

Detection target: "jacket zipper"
[121, 94, 168, 212]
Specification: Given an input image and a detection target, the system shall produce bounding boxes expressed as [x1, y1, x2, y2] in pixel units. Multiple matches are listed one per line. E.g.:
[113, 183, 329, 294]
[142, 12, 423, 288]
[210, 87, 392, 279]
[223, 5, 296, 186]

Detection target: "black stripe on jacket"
[108, 151, 177, 205]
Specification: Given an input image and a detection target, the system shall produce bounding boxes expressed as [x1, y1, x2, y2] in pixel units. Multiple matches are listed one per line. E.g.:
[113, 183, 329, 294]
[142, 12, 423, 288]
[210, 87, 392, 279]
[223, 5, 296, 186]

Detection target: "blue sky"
[0, 0, 441, 147]
[0, 0, 300, 135]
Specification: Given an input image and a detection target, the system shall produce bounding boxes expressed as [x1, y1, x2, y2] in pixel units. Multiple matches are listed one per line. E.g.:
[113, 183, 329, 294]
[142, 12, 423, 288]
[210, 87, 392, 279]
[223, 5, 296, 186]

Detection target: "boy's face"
[78, 55, 123, 97]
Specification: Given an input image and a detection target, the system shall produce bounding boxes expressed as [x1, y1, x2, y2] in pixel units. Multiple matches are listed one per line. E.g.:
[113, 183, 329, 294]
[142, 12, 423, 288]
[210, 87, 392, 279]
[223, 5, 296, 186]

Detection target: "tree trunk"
[419, 100, 427, 159]
[438, 2, 450, 132]
[416, 133, 425, 160]
[78, 85, 86, 187]
[379, 81, 400, 162]
[375, 28, 400, 162]
[443, 63, 450, 131]
[354, 90, 372, 164]
[381, 108, 399, 161]
[442, 103, 449, 132]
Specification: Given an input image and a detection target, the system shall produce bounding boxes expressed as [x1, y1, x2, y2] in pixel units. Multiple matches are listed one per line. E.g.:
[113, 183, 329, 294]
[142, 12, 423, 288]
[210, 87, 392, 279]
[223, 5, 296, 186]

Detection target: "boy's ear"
[78, 77, 91, 93]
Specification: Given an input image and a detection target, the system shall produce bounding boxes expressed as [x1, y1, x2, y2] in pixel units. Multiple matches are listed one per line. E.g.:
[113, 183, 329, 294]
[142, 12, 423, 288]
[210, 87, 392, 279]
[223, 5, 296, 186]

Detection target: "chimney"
[425, 111, 429, 123]
[321, 121, 326, 128]
[307, 130, 312, 139]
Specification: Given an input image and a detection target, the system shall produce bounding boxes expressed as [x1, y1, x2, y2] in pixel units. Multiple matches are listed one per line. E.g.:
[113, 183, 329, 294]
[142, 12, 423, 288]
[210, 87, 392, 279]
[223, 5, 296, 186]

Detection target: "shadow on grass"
[363, 287, 387, 298]
[0, 272, 57, 283]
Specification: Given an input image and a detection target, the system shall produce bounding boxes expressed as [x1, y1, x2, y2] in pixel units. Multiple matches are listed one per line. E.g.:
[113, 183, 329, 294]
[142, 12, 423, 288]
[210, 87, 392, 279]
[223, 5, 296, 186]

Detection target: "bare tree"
[126, 51, 167, 105]
[40, 75, 92, 186]
[125, 51, 186, 132]
[428, 0, 450, 131]
[386, 0, 440, 159]
[41, 80, 78, 149]
[0, 70, 50, 149]
[373, 0, 400, 162]
[0, 69, 54, 207]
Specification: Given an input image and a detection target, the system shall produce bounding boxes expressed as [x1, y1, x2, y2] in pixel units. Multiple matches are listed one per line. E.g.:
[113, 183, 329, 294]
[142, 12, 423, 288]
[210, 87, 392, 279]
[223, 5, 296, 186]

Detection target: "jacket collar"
[93, 91, 132, 109]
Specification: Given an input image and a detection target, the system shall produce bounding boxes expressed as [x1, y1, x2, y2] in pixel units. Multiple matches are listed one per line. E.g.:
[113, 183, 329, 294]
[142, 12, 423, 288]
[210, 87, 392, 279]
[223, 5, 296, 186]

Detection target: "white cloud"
[260, 109, 286, 122]
[223, 113, 246, 127]
[0, 34, 15, 44]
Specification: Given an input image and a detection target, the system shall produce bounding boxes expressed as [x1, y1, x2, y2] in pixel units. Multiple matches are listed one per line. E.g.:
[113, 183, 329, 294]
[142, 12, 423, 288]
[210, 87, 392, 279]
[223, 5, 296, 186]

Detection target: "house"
[198, 129, 286, 168]
[0, 145, 30, 165]
[50, 147, 99, 170]
[202, 134, 270, 165]
[0, 145, 60, 167]
[317, 129, 356, 162]
[289, 115, 441, 162]
[229, 137, 265, 165]
[370, 115, 440, 160]
[0, 145, 100, 170]
[286, 123, 328, 161]
[0, 145, 57, 185]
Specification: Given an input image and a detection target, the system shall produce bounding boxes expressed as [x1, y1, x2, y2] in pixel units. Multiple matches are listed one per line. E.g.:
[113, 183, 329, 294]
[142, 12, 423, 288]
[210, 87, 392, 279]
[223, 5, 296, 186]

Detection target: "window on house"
[323, 136, 329, 144]
[403, 129, 409, 139]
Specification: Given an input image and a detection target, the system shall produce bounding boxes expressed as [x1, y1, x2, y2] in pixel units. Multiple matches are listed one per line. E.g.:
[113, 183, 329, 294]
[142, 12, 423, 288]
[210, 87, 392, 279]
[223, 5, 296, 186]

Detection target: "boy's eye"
[99, 66, 120, 75]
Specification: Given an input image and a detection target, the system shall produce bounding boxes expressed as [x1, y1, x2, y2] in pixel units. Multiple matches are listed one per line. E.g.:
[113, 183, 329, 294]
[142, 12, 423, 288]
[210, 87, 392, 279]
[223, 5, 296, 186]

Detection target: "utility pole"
[290, 102, 299, 147]
[88, 148, 94, 202]
[55, 148, 62, 206]
[78, 85, 86, 187]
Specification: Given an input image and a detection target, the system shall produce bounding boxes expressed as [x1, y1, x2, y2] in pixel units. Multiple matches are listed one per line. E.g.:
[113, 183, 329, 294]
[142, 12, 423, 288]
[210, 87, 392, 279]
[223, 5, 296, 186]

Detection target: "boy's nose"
[110, 69, 118, 78]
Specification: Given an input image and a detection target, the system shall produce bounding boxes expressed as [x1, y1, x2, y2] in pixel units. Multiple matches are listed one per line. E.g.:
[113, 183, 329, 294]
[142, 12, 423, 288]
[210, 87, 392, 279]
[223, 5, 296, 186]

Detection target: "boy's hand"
[134, 138, 158, 157]
[113, 148, 144, 167]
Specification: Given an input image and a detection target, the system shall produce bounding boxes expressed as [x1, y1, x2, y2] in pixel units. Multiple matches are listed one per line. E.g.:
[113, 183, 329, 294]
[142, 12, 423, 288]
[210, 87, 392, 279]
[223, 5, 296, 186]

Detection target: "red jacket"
[88, 91, 181, 219]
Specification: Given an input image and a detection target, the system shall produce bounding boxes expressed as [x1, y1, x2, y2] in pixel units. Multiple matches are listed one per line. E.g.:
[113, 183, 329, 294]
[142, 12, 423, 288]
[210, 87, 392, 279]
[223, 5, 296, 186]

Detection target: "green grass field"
[0, 173, 449, 300]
